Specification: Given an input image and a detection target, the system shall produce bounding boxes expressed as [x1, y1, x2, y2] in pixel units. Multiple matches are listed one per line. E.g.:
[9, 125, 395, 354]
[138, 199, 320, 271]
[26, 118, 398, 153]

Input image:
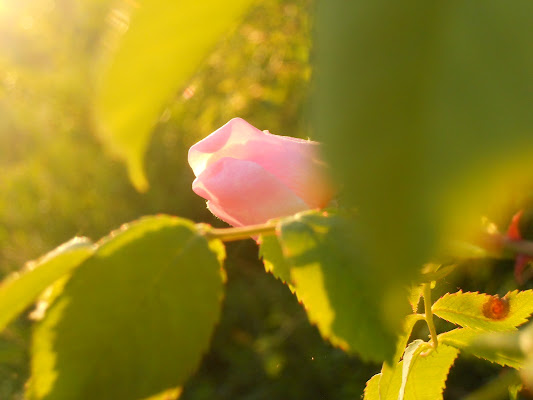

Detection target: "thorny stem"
[201, 222, 277, 242]
[423, 283, 438, 349]
[480, 232, 533, 257]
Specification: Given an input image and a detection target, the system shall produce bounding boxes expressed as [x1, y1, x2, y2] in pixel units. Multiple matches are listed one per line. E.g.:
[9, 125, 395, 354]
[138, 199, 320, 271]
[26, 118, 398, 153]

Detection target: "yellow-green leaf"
[277, 211, 404, 361]
[439, 328, 523, 369]
[432, 290, 533, 331]
[94, 0, 256, 190]
[29, 216, 225, 400]
[0, 237, 94, 332]
[259, 234, 294, 291]
[366, 344, 458, 400]
[363, 374, 380, 400]
[380, 314, 424, 399]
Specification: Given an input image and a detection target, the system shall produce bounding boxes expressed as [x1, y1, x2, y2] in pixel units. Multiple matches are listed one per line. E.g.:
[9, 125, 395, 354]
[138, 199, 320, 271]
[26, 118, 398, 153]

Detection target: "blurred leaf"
[439, 328, 523, 368]
[314, 0, 533, 312]
[143, 387, 182, 400]
[94, 0, 256, 191]
[0, 238, 94, 332]
[259, 234, 294, 291]
[28, 216, 225, 400]
[407, 285, 423, 313]
[509, 382, 522, 400]
[432, 290, 533, 331]
[440, 241, 491, 261]
[366, 344, 459, 400]
[461, 370, 522, 400]
[276, 210, 406, 362]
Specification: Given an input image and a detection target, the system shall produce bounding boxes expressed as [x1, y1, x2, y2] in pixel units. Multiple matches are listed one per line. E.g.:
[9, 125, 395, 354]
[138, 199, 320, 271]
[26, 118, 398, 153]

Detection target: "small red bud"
[507, 210, 533, 284]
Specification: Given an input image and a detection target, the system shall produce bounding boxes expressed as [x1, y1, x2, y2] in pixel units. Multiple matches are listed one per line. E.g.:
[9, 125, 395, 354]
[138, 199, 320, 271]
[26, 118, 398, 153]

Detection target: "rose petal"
[192, 157, 309, 226]
[188, 118, 263, 177]
[205, 201, 245, 227]
[189, 118, 334, 208]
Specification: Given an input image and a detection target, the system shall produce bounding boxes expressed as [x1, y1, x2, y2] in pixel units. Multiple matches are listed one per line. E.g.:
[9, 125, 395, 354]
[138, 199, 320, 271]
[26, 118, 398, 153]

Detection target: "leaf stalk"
[423, 283, 438, 349]
[200, 222, 277, 242]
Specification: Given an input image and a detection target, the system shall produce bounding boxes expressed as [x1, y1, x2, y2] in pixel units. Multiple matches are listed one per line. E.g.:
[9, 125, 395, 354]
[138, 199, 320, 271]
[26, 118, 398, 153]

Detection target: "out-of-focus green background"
[0, 0, 374, 398]
[0, 0, 524, 399]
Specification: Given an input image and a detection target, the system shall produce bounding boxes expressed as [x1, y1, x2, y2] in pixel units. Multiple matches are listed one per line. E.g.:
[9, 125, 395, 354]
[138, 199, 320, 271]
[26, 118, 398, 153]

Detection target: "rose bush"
[188, 118, 335, 226]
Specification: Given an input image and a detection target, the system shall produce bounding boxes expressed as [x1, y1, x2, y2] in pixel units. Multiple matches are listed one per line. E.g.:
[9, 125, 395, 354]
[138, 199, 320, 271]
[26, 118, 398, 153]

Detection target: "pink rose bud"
[188, 118, 335, 227]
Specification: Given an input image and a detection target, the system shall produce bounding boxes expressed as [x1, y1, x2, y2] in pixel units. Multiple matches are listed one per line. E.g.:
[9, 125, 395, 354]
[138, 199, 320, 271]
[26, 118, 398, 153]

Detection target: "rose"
[188, 118, 335, 227]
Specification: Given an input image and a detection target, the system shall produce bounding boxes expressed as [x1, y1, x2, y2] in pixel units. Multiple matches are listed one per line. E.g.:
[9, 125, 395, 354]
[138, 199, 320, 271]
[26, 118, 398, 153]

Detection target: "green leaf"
[258, 234, 294, 291]
[439, 328, 523, 369]
[402, 345, 459, 400]
[432, 290, 533, 331]
[277, 211, 408, 362]
[314, 0, 533, 303]
[28, 216, 225, 400]
[459, 370, 522, 400]
[380, 314, 424, 399]
[367, 344, 459, 400]
[94, 0, 256, 191]
[399, 339, 426, 400]
[363, 374, 380, 400]
[509, 382, 522, 400]
[408, 285, 424, 313]
[0, 237, 94, 332]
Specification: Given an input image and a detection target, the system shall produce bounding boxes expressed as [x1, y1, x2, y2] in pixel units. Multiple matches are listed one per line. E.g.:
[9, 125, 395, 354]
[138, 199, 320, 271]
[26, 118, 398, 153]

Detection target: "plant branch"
[423, 283, 438, 349]
[200, 222, 278, 242]
[479, 232, 533, 258]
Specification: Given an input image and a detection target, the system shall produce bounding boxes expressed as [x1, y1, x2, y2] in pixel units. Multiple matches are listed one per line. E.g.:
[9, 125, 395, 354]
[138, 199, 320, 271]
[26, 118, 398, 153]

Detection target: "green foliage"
[28, 216, 225, 400]
[407, 285, 424, 313]
[363, 374, 380, 399]
[365, 344, 459, 400]
[3, 0, 533, 398]
[265, 210, 403, 362]
[258, 234, 293, 291]
[432, 290, 533, 331]
[439, 328, 523, 368]
[399, 339, 430, 400]
[400, 344, 457, 400]
[313, 0, 533, 341]
[0, 237, 94, 332]
[94, 0, 256, 191]
[3, 1, 361, 398]
[380, 314, 424, 399]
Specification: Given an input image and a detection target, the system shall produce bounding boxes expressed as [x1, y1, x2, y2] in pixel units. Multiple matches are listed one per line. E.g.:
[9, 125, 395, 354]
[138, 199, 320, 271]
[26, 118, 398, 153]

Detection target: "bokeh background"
[0, 0, 526, 399]
[0, 1, 373, 398]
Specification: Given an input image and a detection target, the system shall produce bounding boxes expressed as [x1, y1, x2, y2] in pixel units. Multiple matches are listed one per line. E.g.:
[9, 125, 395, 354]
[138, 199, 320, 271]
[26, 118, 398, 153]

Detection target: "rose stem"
[202, 223, 277, 242]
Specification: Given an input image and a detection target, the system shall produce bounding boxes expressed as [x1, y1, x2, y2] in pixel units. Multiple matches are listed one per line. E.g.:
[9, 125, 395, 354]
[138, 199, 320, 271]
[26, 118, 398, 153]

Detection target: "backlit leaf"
[363, 374, 380, 400]
[408, 285, 424, 313]
[366, 344, 458, 400]
[399, 339, 426, 400]
[28, 216, 225, 400]
[402, 345, 459, 400]
[432, 290, 533, 331]
[0, 237, 94, 332]
[94, 0, 256, 190]
[439, 328, 523, 368]
[380, 314, 424, 399]
[277, 210, 406, 362]
[258, 234, 294, 291]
